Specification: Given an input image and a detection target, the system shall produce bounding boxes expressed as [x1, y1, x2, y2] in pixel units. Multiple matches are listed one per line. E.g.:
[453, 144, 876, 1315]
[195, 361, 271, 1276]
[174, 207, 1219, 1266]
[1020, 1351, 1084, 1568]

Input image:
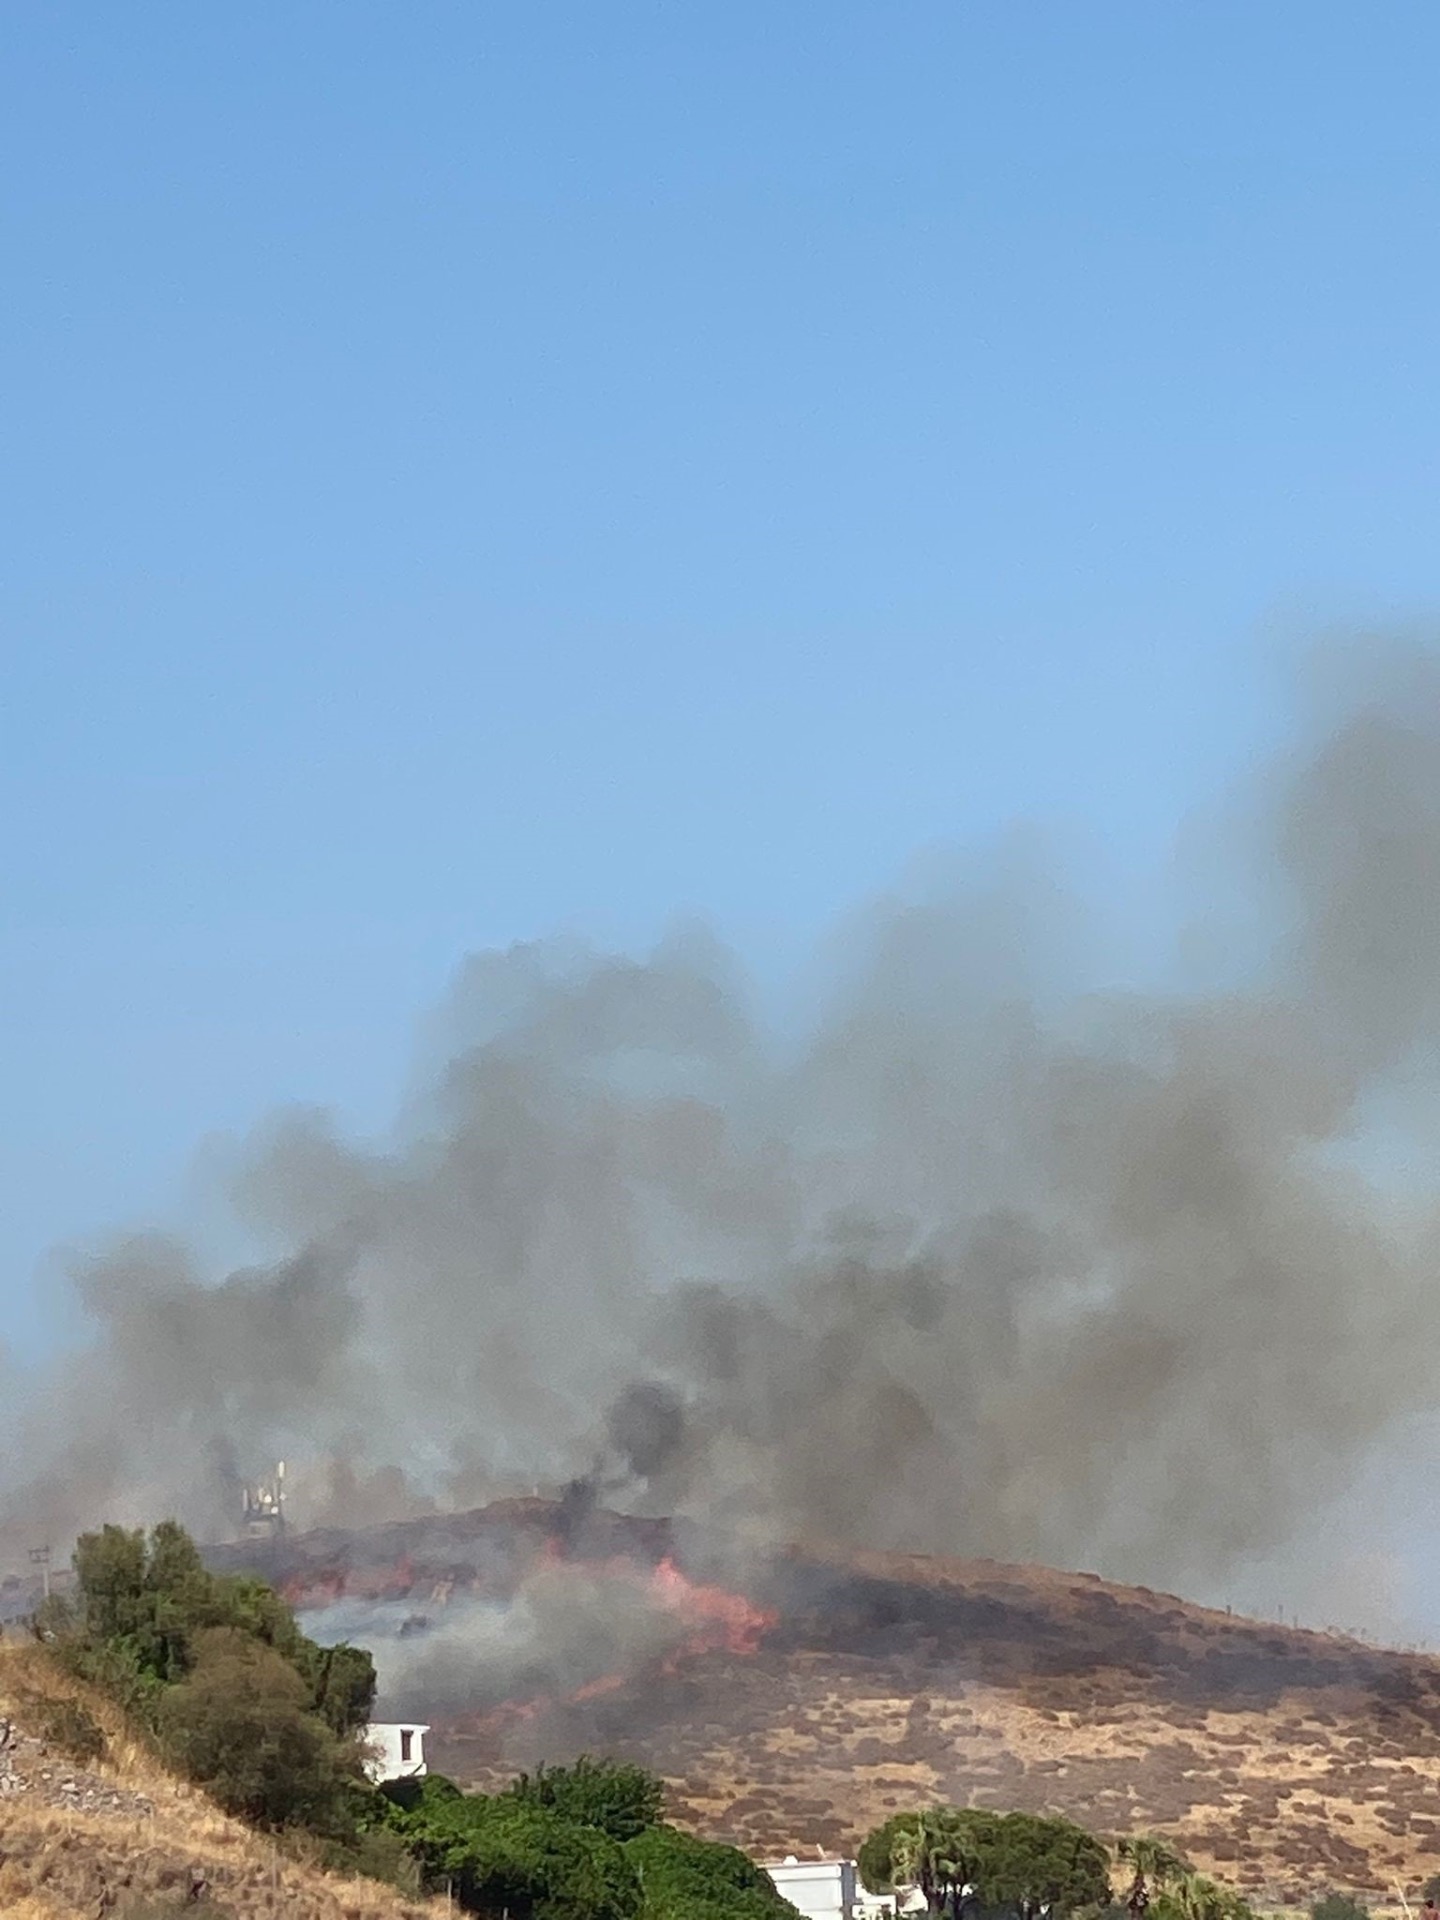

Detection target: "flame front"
[648, 1556, 777, 1659]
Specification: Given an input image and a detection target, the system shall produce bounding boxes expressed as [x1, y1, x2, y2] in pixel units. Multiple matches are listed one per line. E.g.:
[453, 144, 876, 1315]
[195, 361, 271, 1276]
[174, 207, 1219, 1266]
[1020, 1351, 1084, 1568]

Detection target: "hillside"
[212, 1500, 1440, 1904]
[0, 1638, 449, 1920]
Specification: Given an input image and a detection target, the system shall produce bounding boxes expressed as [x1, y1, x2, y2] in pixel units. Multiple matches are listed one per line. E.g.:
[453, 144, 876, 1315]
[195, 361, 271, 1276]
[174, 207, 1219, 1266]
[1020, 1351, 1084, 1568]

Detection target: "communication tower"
[241, 1461, 286, 1539]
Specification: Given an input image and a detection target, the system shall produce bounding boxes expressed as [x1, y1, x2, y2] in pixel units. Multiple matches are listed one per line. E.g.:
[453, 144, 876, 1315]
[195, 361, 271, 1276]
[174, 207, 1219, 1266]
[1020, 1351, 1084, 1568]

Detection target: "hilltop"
[211, 1500, 1440, 1903]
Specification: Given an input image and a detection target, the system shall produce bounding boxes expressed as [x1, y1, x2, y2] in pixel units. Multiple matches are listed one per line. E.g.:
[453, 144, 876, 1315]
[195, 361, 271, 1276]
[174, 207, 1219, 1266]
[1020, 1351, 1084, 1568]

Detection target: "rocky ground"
[0, 1712, 156, 1819]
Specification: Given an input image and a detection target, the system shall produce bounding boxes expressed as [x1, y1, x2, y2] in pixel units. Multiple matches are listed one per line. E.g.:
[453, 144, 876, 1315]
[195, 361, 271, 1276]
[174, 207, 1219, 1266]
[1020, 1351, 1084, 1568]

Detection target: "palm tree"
[1176, 1874, 1229, 1920]
[1116, 1839, 1190, 1892]
[892, 1815, 972, 1917]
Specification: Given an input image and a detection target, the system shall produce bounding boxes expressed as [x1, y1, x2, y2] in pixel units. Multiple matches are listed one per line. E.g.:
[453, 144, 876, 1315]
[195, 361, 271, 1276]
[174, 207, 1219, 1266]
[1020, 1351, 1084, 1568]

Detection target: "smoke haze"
[9, 646, 1440, 1622]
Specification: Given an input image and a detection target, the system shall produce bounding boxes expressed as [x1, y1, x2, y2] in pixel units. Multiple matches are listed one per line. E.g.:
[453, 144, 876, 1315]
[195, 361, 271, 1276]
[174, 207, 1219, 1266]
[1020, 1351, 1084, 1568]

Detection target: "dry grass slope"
[0, 1639, 452, 1920]
[429, 1546, 1440, 1904]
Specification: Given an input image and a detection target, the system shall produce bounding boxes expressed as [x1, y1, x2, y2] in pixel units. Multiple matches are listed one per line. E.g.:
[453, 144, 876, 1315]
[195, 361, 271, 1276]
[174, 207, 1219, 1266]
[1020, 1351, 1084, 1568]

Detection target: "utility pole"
[28, 1545, 51, 1602]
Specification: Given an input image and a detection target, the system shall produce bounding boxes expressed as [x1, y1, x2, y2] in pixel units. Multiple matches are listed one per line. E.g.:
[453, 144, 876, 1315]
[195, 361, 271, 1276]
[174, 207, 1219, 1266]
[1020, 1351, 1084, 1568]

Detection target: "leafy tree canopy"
[55, 1520, 375, 1736]
[859, 1810, 1111, 1915]
[1116, 1839, 1193, 1891]
[42, 1520, 377, 1842]
[157, 1626, 362, 1834]
[1149, 1873, 1257, 1920]
[624, 1822, 799, 1920]
[383, 1784, 643, 1920]
[509, 1756, 667, 1843]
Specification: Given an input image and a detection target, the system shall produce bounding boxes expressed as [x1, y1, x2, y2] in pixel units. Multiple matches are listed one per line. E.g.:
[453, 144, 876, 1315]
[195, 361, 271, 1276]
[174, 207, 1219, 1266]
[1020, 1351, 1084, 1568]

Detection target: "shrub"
[1311, 1898, 1368, 1920]
[155, 1628, 364, 1834]
[21, 1691, 107, 1765]
[391, 1790, 643, 1920]
[509, 1756, 667, 1842]
[625, 1822, 799, 1920]
[317, 1824, 425, 1893]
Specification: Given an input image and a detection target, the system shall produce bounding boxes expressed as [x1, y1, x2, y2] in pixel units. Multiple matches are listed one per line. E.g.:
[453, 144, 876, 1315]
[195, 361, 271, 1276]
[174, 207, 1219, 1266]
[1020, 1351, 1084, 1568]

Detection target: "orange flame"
[647, 1556, 777, 1660]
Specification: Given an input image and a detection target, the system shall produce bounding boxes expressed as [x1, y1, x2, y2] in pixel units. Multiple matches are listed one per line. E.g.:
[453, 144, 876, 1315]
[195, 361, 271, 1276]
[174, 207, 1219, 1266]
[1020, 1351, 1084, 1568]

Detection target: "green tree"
[1116, 1839, 1191, 1892]
[893, 1813, 973, 1915]
[625, 1822, 799, 1920]
[1148, 1873, 1256, 1920]
[72, 1526, 150, 1644]
[386, 1788, 643, 1920]
[62, 1520, 375, 1736]
[156, 1627, 366, 1834]
[304, 1639, 380, 1737]
[859, 1810, 1110, 1915]
[860, 1810, 977, 1908]
[509, 1756, 667, 1843]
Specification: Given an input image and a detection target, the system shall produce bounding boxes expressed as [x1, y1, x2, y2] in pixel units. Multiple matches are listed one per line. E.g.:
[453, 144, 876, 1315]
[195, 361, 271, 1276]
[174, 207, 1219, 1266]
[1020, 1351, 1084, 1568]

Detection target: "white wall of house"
[363, 1721, 430, 1785]
[765, 1858, 860, 1920]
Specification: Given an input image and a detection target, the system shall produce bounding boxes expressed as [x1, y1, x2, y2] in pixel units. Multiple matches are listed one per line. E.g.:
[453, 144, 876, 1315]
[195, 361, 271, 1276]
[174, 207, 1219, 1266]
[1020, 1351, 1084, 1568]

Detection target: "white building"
[765, 1858, 861, 1920]
[764, 1857, 927, 1920]
[363, 1721, 430, 1785]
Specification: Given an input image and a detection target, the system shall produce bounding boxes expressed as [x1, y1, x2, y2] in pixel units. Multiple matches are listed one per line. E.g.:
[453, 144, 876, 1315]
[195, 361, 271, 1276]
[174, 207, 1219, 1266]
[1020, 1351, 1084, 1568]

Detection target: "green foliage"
[1116, 1839, 1192, 1891]
[50, 1519, 379, 1845]
[304, 1638, 380, 1737]
[858, 1809, 1111, 1914]
[384, 1786, 643, 1920]
[509, 1755, 667, 1843]
[379, 1769, 467, 1818]
[316, 1823, 427, 1893]
[62, 1520, 376, 1736]
[1150, 1874, 1258, 1920]
[381, 1767, 800, 1920]
[624, 1822, 798, 1920]
[1310, 1898, 1368, 1920]
[155, 1627, 365, 1834]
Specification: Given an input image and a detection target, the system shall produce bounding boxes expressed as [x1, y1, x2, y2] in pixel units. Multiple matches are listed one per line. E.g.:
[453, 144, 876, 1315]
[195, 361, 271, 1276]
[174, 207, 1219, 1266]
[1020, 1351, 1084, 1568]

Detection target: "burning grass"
[194, 1499, 1440, 1899]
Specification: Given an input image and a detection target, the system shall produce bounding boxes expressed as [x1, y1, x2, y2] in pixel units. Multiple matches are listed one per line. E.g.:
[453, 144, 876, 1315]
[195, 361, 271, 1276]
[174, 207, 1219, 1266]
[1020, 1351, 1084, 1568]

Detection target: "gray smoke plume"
[8, 645, 1440, 1614]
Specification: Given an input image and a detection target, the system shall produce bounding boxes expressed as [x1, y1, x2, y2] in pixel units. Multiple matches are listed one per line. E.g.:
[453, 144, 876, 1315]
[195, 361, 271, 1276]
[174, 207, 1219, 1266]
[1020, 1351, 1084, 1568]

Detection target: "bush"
[379, 1770, 466, 1818]
[390, 1790, 643, 1920]
[155, 1628, 365, 1834]
[625, 1822, 799, 1920]
[509, 1756, 667, 1843]
[317, 1824, 426, 1893]
[1311, 1898, 1368, 1920]
[21, 1691, 107, 1765]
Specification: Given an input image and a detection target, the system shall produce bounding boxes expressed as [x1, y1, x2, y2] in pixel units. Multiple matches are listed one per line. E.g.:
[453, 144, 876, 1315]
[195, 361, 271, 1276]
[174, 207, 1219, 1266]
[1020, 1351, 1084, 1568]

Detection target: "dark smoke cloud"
[8, 646, 1440, 1609]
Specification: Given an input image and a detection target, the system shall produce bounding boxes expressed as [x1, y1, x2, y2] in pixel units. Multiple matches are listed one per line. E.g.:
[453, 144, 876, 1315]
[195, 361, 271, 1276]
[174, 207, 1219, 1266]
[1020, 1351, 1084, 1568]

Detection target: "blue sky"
[5, 2, 1440, 1360]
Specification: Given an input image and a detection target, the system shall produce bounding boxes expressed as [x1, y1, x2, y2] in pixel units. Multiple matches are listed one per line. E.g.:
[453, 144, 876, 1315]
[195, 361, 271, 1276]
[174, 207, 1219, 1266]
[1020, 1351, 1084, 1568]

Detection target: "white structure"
[764, 1857, 926, 1920]
[765, 1858, 861, 1920]
[363, 1721, 430, 1785]
[857, 1884, 928, 1920]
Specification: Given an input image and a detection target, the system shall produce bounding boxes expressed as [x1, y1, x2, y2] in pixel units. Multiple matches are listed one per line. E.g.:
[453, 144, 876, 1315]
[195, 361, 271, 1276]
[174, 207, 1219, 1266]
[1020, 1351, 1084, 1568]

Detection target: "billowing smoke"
[301, 1565, 700, 1722]
[9, 646, 1440, 1615]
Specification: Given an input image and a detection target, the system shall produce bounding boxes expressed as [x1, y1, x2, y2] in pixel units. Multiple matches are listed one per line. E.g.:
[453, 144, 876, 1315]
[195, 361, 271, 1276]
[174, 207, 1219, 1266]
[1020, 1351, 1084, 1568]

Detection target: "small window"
[400, 1730, 413, 1763]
